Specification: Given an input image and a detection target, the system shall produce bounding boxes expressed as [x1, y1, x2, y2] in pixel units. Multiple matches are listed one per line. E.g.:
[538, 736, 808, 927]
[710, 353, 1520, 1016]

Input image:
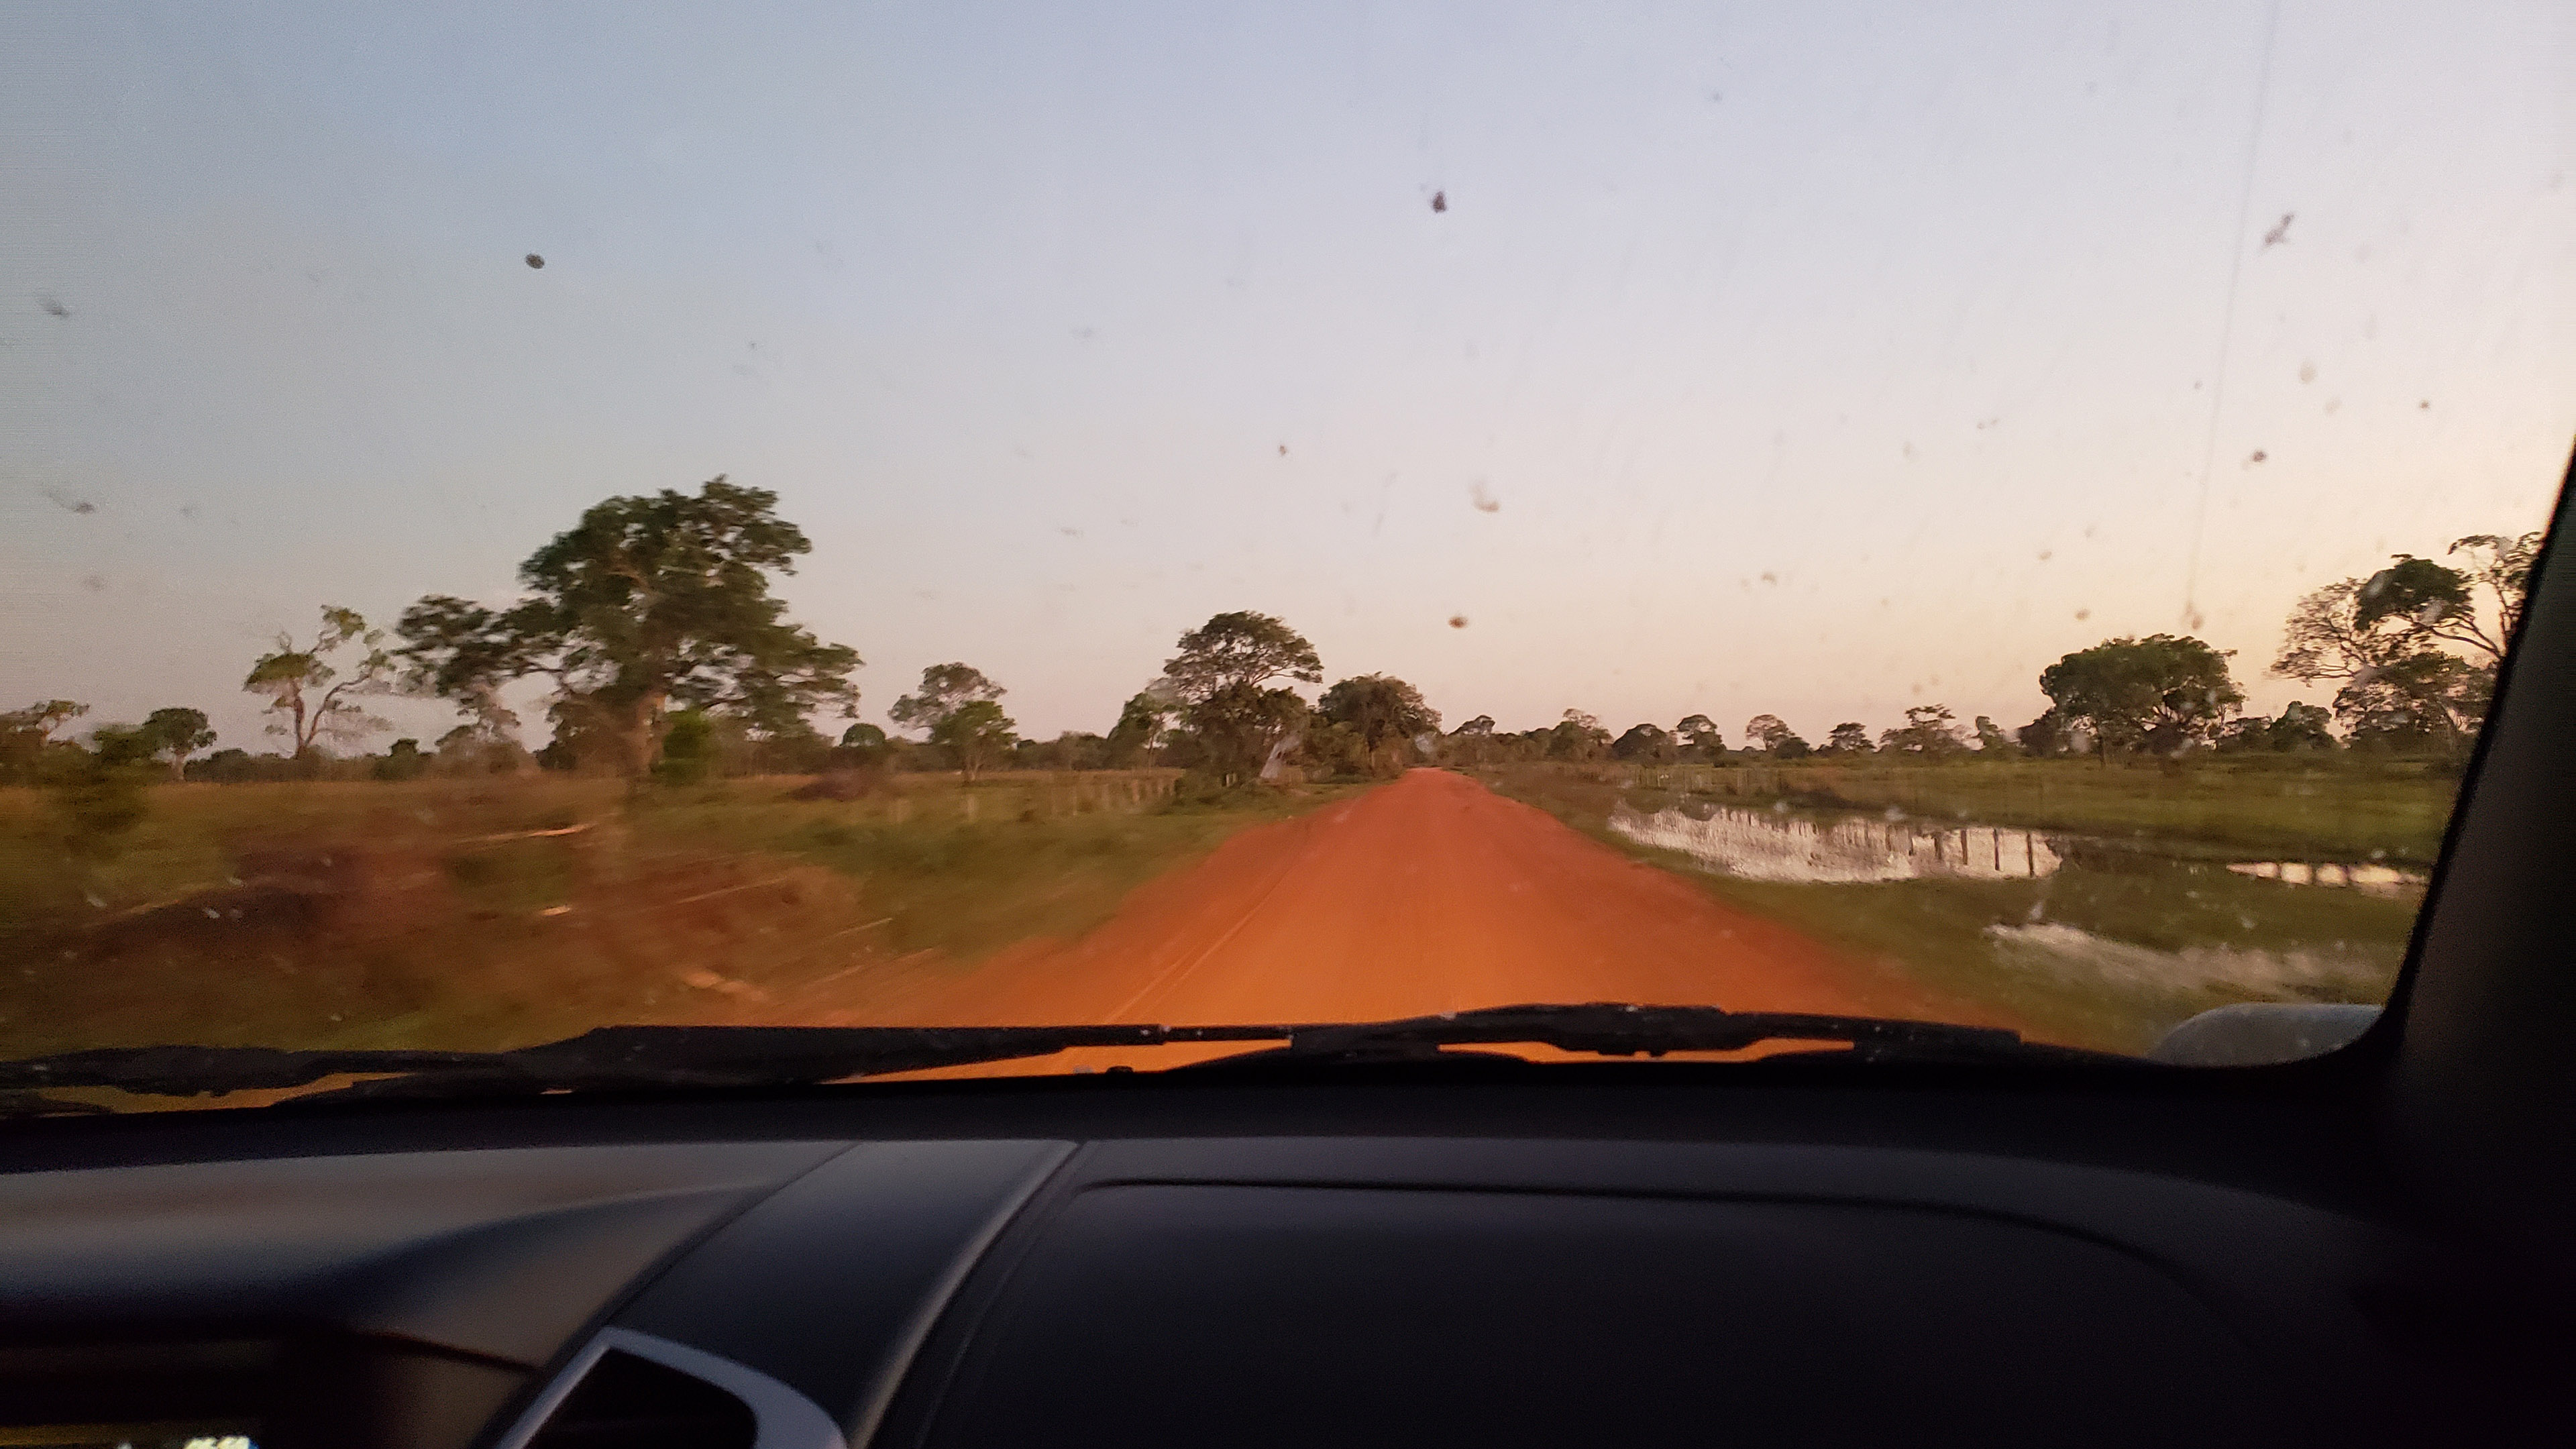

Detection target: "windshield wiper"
[0, 1004, 2131, 1110]
[0, 1024, 1273, 1104]
[1179, 1002, 2137, 1070]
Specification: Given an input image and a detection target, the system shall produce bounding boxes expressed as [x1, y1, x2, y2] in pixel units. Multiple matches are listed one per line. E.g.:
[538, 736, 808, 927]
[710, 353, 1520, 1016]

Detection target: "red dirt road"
[857, 770, 2001, 1045]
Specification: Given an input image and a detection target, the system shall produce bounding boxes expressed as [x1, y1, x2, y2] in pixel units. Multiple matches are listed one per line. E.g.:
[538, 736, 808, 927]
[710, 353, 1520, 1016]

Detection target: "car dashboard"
[0, 1067, 2542, 1449]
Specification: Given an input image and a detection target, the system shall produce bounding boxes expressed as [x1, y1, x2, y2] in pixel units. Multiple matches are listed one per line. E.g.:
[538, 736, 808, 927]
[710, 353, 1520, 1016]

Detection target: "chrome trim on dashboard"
[490, 1325, 847, 1449]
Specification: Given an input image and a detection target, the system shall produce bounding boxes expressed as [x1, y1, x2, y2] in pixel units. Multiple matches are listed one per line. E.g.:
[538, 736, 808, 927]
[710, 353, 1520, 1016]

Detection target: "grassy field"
[1607, 756, 2462, 863]
[0, 771, 1349, 1058]
[1479, 760, 2445, 1054]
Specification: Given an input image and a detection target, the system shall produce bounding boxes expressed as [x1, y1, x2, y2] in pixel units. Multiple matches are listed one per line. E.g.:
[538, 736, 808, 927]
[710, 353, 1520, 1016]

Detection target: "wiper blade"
[1183, 1002, 2137, 1069]
[0, 1004, 2131, 1107]
[0, 1024, 1277, 1102]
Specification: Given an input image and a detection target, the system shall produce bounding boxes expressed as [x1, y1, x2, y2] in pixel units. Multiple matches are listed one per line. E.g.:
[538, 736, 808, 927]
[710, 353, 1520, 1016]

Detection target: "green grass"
[1480, 763, 2426, 1055]
[630, 774, 1356, 966]
[0, 770, 1348, 1059]
[1605, 755, 2460, 863]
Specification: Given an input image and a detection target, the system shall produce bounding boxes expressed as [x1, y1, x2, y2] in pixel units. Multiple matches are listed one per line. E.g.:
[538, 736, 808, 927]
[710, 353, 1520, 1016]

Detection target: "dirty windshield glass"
[3, 2, 2570, 1107]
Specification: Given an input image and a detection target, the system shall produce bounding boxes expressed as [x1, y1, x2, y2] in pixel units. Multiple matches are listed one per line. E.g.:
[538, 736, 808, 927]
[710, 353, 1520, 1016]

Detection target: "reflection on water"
[2224, 861, 2425, 896]
[1611, 804, 2061, 883]
[1984, 923, 2386, 998]
[1614, 800, 2429, 900]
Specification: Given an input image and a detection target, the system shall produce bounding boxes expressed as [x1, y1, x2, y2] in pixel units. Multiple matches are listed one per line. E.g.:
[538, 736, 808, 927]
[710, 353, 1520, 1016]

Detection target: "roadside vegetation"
[0, 474, 2536, 1064]
[1483, 760, 2436, 1054]
[1591, 755, 2457, 865]
[0, 770, 1351, 1058]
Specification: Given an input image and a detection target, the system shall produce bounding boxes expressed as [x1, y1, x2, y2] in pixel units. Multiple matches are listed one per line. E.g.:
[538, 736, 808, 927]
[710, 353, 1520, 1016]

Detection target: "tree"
[1190, 683, 1310, 782]
[1, 700, 89, 786]
[2354, 557, 2493, 659]
[1972, 715, 2011, 753]
[1163, 611, 1323, 700]
[887, 665, 1016, 782]
[890, 663, 1004, 733]
[931, 698, 1018, 783]
[1161, 612, 1321, 780]
[1674, 714, 1724, 760]
[2445, 530, 2541, 650]
[2273, 700, 2337, 751]
[2039, 635, 2243, 758]
[1611, 723, 1676, 763]
[2218, 701, 2339, 754]
[391, 595, 531, 746]
[839, 721, 891, 764]
[2334, 651, 2479, 754]
[4, 700, 87, 740]
[397, 478, 861, 775]
[1106, 690, 1174, 767]
[2017, 708, 2074, 757]
[430, 721, 533, 776]
[1441, 714, 1499, 767]
[2345, 533, 2540, 672]
[53, 722, 160, 860]
[1546, 709, 1612, 761]
[1018, 731, 1108, 771]
[1743, 713, 1810, 758]
[652, 708, 718, 786]
[1879, 704, 1964, 757]
[136, 707, 216, 783]
[1821, 722, 1873, 756]
[2272, 529, 2540, 745]
[244, 606, 394, 759]
[1318, 674, 1440, 771]
[376, 738, 431, 781]
[2273, 578, 2400, 687]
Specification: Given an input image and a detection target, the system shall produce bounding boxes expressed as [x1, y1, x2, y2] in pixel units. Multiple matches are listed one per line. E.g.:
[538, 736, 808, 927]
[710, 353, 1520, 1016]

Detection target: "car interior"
[5, 5, 2570, 1447]
[1, 460, 2567, 1446]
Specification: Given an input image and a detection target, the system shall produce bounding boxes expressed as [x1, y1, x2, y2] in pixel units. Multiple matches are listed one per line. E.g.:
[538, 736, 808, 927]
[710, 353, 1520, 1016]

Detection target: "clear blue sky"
[4, 1, 2568, 751]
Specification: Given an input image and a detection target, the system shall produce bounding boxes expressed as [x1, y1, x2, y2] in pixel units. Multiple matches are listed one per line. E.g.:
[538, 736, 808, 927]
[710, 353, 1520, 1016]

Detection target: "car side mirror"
[2150, 1002, 2380, 1066]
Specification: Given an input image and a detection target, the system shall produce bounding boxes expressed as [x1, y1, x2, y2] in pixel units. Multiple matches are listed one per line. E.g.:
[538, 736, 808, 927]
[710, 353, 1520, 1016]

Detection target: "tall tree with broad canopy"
[890, 663, 1006, 733]
[930, 700, 1018, 783]
[244, 606, 394, 759]
[1743, 713, 1810, 757]
[2271, 529, 2539, 747]
[1443, 713, 1498, 767]
[396, 478, 860, 776]
[1611, 722, 1676, 762]
[1823, 722, 1874, 755]
[2017, 708, 2074, 757]
[1161, 612, 1321, 780]
[137, 707, 217, 783]
[1105, 688, 1176, 767]
[0, 701, 89, 786]
[1318, 674, 1440, 753]
[4, 700, 87, 741]
[2039, 635, 2244, 757]
[1879, 704, 1965, 757]
[891, 664, 1017, 782]
[1675, 714, 1724, 759]
[1163, 612, 1322, 698]
[1546, 709, 1612, 761]
[2331, 651, 2482, 753]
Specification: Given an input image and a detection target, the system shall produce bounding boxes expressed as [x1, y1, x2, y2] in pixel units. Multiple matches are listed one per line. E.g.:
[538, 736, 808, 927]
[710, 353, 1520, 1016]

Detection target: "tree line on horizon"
[2, 478, 2540, 813]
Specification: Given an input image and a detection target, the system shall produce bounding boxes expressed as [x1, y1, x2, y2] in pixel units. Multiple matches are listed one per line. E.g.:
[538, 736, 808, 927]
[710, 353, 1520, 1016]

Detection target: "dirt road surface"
[821, 771, 2004, 1067]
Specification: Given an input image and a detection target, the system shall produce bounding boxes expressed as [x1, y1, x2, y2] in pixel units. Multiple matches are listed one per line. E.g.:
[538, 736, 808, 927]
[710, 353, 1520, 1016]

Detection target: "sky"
[3, 0, 2569, 753]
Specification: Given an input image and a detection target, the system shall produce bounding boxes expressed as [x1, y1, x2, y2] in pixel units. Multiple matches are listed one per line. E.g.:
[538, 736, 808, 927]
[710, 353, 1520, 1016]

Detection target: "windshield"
[3, 2, 2569, 1108]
